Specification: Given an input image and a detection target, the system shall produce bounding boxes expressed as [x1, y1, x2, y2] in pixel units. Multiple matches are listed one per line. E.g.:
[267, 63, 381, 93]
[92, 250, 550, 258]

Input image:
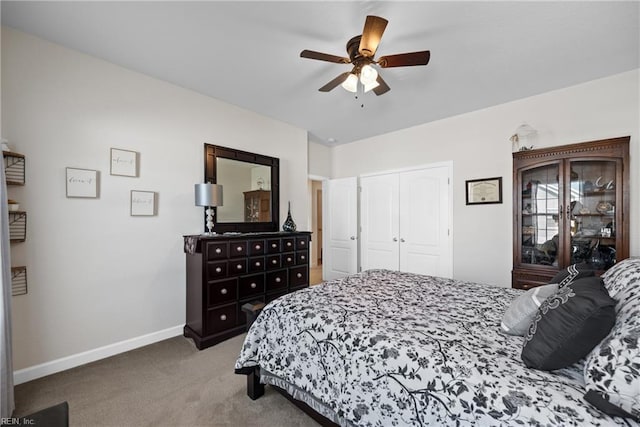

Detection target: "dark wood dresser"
[183, 231, 312, 349]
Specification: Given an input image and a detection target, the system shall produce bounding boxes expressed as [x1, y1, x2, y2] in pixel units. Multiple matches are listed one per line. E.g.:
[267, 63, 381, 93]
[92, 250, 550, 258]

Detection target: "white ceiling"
[2, 1, 639, 146]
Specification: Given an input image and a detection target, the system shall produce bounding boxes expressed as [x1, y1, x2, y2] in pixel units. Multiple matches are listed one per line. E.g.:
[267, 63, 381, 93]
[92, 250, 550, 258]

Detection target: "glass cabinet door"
[568, 160, 619, 269]
[520, 164, 560, 267]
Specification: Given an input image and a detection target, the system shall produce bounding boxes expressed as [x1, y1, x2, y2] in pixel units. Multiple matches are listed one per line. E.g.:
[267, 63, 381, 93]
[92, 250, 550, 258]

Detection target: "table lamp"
[195, 183, 223, 235]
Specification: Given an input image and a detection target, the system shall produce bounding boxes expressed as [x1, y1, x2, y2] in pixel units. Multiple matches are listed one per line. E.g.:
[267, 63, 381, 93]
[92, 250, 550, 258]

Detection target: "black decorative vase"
[282, 202, 297, 232]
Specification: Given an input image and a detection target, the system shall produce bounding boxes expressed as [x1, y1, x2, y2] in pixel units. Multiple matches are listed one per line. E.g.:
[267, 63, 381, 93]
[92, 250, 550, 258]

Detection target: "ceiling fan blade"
[318, 72, 351, 92]
[300, 50, 350, 64]
[359, 15, 388, 57]
[373, 75, 390, 96]
[378, 51, 431, 68]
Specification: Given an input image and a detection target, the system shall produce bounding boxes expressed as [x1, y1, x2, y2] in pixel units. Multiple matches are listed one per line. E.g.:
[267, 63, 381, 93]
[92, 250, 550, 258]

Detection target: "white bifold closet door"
[361, 165, 452, 278]
[360, 173, 400, 271]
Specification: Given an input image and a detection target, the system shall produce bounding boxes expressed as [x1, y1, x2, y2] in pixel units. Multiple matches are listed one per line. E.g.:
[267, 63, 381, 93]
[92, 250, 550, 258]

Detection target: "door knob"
[400, 238, 405, 243]
[350, 236, 356, 240]
[393, 237, 398, 242]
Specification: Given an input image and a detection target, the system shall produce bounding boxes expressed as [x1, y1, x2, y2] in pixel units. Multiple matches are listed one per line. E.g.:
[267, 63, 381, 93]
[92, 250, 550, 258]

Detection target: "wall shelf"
[3, 151, 26, 185]
[9, 211, 27, 242]
[11, 266, 27, 296]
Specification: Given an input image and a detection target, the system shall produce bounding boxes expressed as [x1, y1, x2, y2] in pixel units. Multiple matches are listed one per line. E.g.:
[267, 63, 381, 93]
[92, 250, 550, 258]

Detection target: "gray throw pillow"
[501, 283, 559, 336]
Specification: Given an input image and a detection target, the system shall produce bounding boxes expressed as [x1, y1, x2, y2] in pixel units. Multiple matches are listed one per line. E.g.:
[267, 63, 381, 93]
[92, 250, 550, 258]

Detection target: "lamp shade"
[194, 183, 223, 207]
[341, 73, 358, 93]
[359, 64, 378, 85]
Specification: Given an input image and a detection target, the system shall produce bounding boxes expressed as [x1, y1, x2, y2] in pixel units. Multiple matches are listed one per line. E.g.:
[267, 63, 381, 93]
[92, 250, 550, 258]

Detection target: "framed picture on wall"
[110, 148, 138, 177]
[130, 190, 156, 216]
[66, 167, 99, 198]
[465, 177, 503, 205]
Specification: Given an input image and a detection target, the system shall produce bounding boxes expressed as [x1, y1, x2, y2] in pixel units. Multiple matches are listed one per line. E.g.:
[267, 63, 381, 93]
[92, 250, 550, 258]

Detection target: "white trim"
[13, 325, 183, 385]
[307, 174, 329, 181]
[358, 161, 454, 178]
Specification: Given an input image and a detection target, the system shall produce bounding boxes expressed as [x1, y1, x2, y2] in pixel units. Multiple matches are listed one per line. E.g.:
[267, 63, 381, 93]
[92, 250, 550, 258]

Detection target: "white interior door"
[399, 166, 452, 278]
[322, 177, 358, 281]
[360, 173, 400, 271]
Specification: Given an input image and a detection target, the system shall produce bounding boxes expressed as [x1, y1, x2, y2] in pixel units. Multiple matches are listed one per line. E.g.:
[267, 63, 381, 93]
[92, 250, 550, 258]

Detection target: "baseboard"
[13, 325, 183, 385]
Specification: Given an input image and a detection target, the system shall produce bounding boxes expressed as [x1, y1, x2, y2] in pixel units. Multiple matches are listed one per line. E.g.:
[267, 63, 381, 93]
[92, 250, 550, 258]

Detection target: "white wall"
[332, 70, 640, 287]
[308, 141, 331, 178]
[1, 27, 309, 373]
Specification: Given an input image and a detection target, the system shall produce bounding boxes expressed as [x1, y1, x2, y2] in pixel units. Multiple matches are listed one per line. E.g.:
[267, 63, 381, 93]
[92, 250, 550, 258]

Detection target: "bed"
[235, 265, 640, 426]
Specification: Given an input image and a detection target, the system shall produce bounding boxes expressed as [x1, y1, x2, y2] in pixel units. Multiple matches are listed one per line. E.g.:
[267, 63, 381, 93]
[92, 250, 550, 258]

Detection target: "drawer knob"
[220, 288, 227, 295]
[287, 257, 292, 262]
[275, 277, 281, 283]
[255, 261, 261, 267]
[237, 264, 243, 270]
[255, 244, 261, 250]
[287, 242, 292, 247]
[301, 255, 305, 260]
[237, 246, 243, 251]
[215, 267, 222, 273]
[271, 243, 277, 248]
[220, 314, 227, 321]
[272, 259, 277, 264]
[297, 273, 302, 278]
[215, 248, 222, 254]
[251, 283, 257, 289]
[301, 241, 305, 245]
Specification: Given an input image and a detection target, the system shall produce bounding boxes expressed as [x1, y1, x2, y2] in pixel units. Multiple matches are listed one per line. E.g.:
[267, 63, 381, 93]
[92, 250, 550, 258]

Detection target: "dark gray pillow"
[501, 284, 559, 336]
[521, 276, 616, 371]
[548, 263, 594, 287]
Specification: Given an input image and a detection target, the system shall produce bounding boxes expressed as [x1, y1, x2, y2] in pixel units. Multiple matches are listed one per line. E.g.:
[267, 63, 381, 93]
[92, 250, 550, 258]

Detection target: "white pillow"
[501, 283, 560, 336]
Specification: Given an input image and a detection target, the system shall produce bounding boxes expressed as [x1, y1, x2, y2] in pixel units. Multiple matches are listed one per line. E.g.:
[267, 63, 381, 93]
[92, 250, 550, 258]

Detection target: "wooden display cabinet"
[244, 190, 271, 222]
[512, 137, 629, 289]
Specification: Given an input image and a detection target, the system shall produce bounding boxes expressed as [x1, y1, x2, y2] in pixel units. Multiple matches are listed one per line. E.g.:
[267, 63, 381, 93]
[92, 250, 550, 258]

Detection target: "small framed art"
[110, 148, 138, 177]
[130, 190, 156, 216]
[66, 167, 99, 198]
[465, 177, 503, 205]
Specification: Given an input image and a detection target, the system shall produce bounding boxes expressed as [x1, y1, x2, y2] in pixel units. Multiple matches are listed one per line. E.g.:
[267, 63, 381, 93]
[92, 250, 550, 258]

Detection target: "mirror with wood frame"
[204, 144, 279, 233]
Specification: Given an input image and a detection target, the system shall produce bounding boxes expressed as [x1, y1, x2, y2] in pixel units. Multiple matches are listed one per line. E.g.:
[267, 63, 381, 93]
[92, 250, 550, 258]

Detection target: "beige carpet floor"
[14, 334, 319, 426]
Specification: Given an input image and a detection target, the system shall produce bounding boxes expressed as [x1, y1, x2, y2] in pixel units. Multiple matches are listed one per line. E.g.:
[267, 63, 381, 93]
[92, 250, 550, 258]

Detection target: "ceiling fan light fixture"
[359, 64, 378, 85]
[341, 73, 358, 92]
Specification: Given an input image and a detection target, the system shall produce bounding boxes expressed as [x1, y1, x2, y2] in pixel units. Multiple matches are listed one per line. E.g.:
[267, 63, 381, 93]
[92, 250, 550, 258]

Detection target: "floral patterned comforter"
[235, 269, 636, 426]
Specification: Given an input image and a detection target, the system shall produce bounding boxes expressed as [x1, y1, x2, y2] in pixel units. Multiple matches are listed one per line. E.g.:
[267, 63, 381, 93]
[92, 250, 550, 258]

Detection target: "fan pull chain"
[355, 83, 365, 108]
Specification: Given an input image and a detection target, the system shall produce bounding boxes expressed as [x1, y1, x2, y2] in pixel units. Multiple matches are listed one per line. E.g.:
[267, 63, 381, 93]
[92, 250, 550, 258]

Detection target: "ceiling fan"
[300, 15, 431, 96]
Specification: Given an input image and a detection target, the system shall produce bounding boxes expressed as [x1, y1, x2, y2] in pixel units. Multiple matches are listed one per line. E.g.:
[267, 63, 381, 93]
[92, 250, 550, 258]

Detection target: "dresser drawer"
[228, 259, 247, 276]
[205, 304, 237, 334]
[266, 270, 288, 291]
[207, 261, 228, 279]
[296, 251, 308, 265]
[230, 241, 248, 258]
[205, 242, 228, 260]
[266, 254, 281, 270]
[282, 238, 295, 252]
[289, 266, 308, 288]
[239, 274, 265, 299]
[282, 252, 296, 267]
[207, 278, 237, 306]
[237, 295, 265, 326]
[249, 240, 265, 255]
[266, 239, 281, 253]
[296, 236, 309, 250]
[248, 256, 265, 273]
[266, 291, 287, 304]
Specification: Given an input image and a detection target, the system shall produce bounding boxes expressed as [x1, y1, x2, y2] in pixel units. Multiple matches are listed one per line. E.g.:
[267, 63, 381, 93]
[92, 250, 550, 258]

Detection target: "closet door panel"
[399, 167, 452, 278]
[323, 177, 359, 280]
[360, 174, 400, 271]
